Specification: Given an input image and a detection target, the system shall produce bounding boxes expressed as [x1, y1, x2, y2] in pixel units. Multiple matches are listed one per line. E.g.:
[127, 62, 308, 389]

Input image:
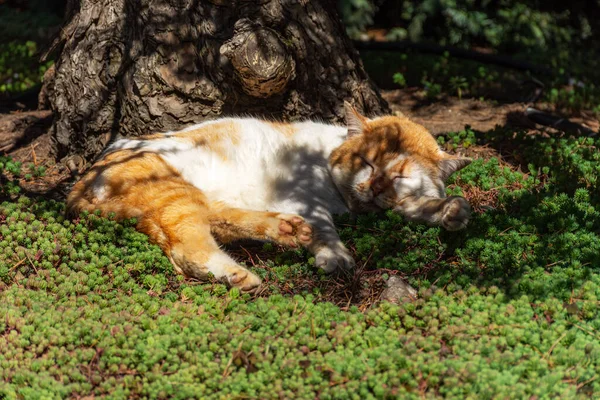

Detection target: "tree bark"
[42, 0, 389, 161]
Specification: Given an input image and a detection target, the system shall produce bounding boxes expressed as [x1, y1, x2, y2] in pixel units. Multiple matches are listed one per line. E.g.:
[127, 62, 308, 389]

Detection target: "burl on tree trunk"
[42, 0, 389, 162]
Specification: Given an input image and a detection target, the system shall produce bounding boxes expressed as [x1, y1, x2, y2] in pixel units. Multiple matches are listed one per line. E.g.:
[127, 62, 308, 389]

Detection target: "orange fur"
[67, 150, 213, 259]
[67, 150, 311, 291]
[68, 105, 470, 291]
[328, 107, 470, 213]
[177, 121, 240, 146]
[330, 115, 443, 174]
[266, 121, 297, 137]
[139, 121, 241, 160]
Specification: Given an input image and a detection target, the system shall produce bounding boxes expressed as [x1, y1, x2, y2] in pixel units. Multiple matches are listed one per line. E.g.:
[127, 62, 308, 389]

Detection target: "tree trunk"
[42, 0, 389, 162]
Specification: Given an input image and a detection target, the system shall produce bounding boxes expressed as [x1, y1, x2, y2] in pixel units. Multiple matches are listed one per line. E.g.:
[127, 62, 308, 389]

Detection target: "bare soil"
[383, 89, 599, 136]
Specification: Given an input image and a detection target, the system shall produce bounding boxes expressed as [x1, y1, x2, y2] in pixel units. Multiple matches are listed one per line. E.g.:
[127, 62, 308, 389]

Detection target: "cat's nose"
[370, 177, 386, 196]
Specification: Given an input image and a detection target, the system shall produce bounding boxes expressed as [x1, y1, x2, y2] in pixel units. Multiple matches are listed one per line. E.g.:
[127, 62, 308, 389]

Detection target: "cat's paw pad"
[225, 268, 262, 293]
[276, 214, 313, 247]
[315, 244, 355, 273]
[441, 196, 471, 231]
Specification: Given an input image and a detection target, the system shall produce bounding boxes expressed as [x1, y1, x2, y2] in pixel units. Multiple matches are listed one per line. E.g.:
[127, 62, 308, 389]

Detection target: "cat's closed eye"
[356, 154, 375, 170]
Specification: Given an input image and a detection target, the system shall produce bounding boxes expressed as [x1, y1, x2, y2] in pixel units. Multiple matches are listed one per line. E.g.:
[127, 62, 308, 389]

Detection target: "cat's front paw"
[276, 214, 313, 248]
[314, 243, 355, 273]
[441, 196, 471, 231]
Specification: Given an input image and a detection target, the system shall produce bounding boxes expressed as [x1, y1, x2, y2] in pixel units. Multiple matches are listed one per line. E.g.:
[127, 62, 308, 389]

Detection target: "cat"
[67, 102, 472, 292]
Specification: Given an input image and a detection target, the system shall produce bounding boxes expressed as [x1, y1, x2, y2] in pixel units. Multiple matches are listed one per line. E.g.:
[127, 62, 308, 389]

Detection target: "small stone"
[565, 302, 579, 315]
[381, 276, 417, 303]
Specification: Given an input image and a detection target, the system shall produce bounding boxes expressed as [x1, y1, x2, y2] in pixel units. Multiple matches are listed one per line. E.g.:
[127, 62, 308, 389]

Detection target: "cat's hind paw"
[276, 214, 313, 248]
[224, 267, 262, 293]
[441, 196, 471, 231]
[314, 244, 355, 273]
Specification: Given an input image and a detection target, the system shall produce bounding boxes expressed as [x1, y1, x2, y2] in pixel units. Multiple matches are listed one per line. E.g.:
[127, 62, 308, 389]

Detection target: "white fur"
[384, 155, 405, 172]
[353, 165, 372, 186]
[351, 165, 374, 203]
[92, 175, 107, 201]
[205, 252, 237, 279]
[106, 118, 350, 216]
[393, 164, 443, 199]
[100, 116, 462, 273]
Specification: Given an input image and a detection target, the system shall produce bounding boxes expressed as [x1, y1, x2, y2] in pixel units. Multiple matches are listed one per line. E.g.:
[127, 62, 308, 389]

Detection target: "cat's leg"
[209, 204, 353, 273]
[67, 151, 262, 292]
[395, 196, 471, 231]
[273, 205, 354, 273]
[306, 219, 355, 273]
[207, 205, 313, 248]
[118, 186, 261, 292]
[161, 220, 262, 292]
[137, 198, 262, 292]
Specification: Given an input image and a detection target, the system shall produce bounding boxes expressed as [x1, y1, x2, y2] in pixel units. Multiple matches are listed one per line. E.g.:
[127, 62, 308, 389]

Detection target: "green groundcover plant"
[1, 124, 600, 399]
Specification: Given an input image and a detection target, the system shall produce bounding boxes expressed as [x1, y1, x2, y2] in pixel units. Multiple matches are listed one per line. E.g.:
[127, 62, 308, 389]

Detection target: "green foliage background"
[0, 41, 53, 95]
[341, 0, 600, 110]
[0, 0, 61, 97]
[341, 0, 597, 51]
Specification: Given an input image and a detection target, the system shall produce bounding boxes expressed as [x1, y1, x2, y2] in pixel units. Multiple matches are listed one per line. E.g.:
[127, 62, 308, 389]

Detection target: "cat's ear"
[439, 156, 472, 181]
[344, 101, 368, 137]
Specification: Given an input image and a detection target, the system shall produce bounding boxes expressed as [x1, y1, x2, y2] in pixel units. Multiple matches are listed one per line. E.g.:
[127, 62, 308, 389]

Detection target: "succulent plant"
[2, 125, 600, 398]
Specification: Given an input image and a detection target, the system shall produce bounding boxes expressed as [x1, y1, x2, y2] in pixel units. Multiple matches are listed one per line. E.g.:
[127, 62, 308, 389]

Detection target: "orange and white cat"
[67, 102, 471, 292]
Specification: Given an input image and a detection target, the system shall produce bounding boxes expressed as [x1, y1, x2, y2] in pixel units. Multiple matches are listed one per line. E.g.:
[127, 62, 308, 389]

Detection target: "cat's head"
[329, 102, 471, 213]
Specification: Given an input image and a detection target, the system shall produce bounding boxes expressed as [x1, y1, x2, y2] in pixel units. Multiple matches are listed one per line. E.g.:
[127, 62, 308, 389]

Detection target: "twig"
[10, 258, 26, 272]
[577, 376, 597, 390]
[222, 341, 244, 379]
[24, 251, 38, 274]
[573, 324, 600, 339]
[30, 143, 38, 166]
[543, 332, 567, 360]
[239, 246, 257, 268]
